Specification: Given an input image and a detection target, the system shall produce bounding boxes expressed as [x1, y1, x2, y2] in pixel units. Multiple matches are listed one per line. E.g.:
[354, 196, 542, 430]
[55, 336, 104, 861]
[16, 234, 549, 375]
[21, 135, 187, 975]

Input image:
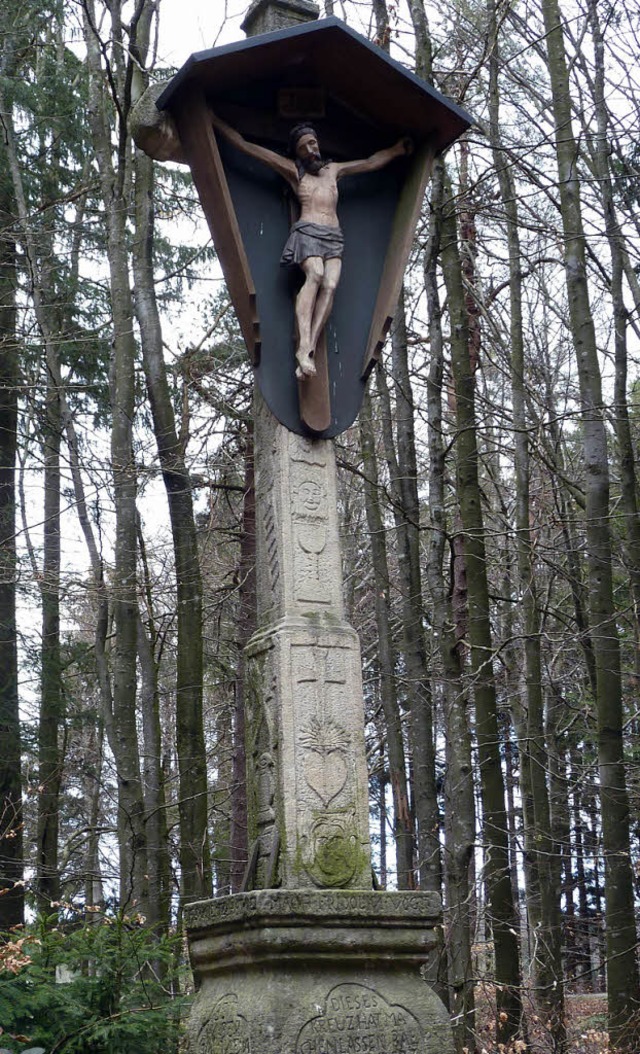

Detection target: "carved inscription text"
[296, 984, 423, 1054]
[197, 993, 251, 1054]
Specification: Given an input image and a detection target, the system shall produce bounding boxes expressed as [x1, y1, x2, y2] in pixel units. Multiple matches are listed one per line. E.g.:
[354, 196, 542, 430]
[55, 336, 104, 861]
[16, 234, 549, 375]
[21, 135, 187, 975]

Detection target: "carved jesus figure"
[211, 115, 412, 379]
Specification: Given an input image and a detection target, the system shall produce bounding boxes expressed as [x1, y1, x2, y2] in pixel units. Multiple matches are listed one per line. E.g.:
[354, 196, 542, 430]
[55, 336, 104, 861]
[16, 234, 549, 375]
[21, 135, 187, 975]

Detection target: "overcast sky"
[157, 0, 249, 68]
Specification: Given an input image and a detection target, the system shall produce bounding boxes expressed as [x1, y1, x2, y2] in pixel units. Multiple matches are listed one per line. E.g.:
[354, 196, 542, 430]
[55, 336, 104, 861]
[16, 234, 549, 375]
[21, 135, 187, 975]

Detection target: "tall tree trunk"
[441, 171, 523, 1043]
[230, 432, 256, 892]
[137, 520, 171, 936]
[375, 300, 442, 895]
[132, 142, 210, 904]
[487, 1, 565, 1042]
[368, 0, 441, 892]
[585, 0, 640, 657]
[424, 157, 476, 1053]
[360, 389, 415, 888]
[0, 49, 67, 920]
[36, 368, 63, 908]
[0, 153, 23, 929]
[129, 2, 210, 902]
[388, 0, 443, 902]
[541, 1, 640, 1044]
[83, 0, 148, 911]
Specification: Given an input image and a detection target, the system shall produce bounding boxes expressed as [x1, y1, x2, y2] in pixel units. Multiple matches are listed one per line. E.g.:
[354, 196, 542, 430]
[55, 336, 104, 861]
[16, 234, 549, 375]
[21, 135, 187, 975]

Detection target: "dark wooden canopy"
[158, 17, 471, 157]
[157, 18, 472, 437]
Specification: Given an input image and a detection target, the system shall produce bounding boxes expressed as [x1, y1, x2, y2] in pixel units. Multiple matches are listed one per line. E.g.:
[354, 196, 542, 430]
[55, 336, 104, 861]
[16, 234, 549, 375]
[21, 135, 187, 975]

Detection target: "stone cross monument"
[131, 3, 471, 1050]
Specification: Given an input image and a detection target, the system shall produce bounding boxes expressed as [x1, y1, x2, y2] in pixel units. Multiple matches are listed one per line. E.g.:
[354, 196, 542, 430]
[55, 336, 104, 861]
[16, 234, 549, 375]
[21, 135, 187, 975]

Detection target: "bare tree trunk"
[132, 142, 210, 904]
[1, 100, 114, 911]
[230, 431, 255, 892]
[128, 0, 210, 903]
[360, 389, 415, 888]
[0, 52, 68, 918]
[83, 0, 148, 911]
[585, 0, 640, 656]
[441, 171, 523, 1044]
[0, 151, 23, 928]
[387, 0, 443, 901]
[374, 300, 442, 895]
[137, 520, 171, 936]
[36, 368, 63, 908]
[487, 2, 565, 1042]
[424, 158, 476, 1053]
[541, 1, 640, 1044]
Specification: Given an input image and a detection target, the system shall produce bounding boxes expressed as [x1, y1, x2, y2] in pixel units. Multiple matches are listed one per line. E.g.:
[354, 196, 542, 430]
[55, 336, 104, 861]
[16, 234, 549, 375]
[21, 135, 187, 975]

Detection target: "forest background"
[0, 0, 639, 1052]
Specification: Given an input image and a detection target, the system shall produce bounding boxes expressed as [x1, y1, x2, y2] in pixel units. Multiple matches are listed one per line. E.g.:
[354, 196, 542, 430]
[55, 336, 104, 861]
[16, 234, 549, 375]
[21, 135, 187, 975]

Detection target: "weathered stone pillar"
[244, 392, 371, 891]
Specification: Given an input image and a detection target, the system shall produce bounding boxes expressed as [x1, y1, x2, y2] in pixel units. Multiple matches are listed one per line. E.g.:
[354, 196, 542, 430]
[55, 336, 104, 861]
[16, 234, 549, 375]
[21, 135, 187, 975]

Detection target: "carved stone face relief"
[297, 478, 323, 512]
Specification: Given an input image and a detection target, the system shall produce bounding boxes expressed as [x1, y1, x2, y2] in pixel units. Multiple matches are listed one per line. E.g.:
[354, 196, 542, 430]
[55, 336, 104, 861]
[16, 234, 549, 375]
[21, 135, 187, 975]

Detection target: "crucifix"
[131, 7, 472, 1051]
[132, 13, 471, 439]
[131, 0, 472, 894]
[210, 114, 412, 388]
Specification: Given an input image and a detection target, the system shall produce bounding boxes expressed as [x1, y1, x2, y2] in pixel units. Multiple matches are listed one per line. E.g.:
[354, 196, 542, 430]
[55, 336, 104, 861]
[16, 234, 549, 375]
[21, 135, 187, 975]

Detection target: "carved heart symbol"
[304, 750, 348, 806]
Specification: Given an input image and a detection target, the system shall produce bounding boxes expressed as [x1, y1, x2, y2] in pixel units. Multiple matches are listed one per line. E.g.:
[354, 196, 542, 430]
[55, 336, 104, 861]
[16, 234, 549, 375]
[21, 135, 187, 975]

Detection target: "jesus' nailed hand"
[210, 113, 413, 381]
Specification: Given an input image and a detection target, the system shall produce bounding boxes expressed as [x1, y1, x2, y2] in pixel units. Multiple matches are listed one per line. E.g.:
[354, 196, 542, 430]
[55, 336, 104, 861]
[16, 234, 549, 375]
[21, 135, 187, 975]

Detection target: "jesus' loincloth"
[280, 221, 344, 266]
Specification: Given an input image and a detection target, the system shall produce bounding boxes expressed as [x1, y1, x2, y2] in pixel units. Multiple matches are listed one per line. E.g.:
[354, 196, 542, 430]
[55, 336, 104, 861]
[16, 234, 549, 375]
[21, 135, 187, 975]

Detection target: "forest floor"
[563, 994, 610, 1053]
[474, 989, 611, 1052]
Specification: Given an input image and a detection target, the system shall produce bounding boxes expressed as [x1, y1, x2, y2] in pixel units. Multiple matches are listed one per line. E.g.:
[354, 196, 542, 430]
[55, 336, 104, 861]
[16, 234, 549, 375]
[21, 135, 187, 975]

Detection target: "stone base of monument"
[185, 889, 454, 1054]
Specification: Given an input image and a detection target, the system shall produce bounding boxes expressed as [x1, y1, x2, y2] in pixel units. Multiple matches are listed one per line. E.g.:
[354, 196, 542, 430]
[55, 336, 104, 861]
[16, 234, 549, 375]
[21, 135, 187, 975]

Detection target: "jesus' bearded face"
[295, 132, 324, 175]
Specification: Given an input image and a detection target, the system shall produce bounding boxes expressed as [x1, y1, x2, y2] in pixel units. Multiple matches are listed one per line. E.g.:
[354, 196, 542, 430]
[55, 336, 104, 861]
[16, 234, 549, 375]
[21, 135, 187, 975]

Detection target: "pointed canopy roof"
[157, 16, 472, 155]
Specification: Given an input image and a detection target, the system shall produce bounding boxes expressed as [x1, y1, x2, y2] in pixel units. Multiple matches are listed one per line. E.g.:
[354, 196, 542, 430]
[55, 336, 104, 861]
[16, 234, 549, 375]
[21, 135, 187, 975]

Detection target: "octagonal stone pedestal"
[185, 889, 454, 1054]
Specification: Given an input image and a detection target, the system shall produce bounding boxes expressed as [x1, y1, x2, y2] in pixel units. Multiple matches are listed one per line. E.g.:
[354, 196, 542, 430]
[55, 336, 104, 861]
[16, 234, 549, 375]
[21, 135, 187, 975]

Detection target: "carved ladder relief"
[263, 498, 280, 593]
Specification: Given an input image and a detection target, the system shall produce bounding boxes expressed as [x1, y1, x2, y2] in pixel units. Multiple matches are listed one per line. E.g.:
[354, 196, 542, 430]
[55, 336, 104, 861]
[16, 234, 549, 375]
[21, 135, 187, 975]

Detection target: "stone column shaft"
[245, 392, 371, 889]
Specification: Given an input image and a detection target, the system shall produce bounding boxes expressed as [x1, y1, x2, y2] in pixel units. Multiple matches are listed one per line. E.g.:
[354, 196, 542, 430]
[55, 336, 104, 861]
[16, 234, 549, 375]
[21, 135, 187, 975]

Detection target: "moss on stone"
[292, 814, 370, 888]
